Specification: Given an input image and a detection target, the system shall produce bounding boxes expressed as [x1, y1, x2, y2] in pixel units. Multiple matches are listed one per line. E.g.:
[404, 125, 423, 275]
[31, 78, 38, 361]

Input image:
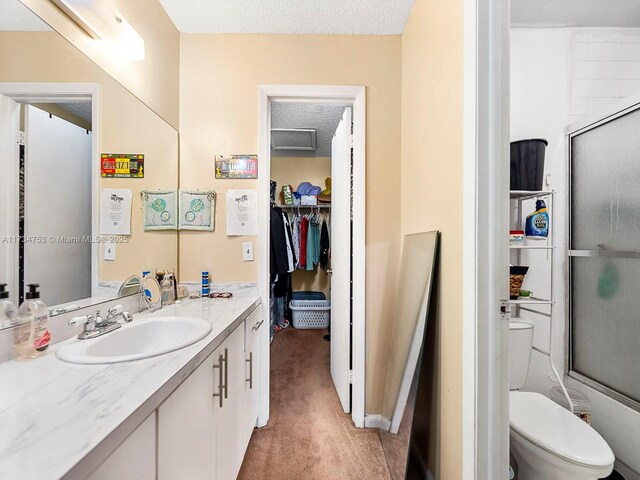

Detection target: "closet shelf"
[509, 297, 553, 305]
[509, 245, 553, 250]
[510, 190, 553, 200]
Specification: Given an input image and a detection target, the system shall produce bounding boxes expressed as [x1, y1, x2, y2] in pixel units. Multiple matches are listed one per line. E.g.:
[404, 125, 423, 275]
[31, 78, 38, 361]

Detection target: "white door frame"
[257, 85, 366, 428]
[463, 0, 511, 478]
[0, 82, 101, 299]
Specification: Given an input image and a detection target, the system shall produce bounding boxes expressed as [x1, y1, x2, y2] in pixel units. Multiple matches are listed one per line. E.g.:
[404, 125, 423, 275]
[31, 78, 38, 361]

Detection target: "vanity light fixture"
[49, 0, 145, 61]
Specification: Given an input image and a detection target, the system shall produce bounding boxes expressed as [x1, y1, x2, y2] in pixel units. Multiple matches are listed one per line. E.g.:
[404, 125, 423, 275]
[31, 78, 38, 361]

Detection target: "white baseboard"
[364, 414, 381, 428]
[616, 460, 640, 480]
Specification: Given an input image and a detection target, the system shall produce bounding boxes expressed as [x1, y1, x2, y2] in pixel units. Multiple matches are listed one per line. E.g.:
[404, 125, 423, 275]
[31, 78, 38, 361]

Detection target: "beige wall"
[401, 0, 464, 478]
[0, 31, 179, 282]
[271, 156, 331, 298]
[20, 0, 180, 129]
[179, 34, 402, 413]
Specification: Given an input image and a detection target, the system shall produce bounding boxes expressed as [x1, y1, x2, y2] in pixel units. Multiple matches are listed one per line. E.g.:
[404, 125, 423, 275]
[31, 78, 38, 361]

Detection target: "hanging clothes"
[299, 215, 309, 268]
[291, 213, 301, 269]
[270, 205, 288, 276]
[282, 211, 296, 273]
[306, 215, 320, 271]
[319, 219, 330, 269]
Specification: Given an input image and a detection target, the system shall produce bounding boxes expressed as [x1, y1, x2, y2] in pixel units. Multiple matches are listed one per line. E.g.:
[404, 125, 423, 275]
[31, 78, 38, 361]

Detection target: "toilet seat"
[510, 391, 614, 468]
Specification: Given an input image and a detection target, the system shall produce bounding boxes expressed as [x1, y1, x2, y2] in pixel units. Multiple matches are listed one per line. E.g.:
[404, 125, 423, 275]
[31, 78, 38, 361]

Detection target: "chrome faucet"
[69, 304, 133, 340]
[104, 305, 134, 324]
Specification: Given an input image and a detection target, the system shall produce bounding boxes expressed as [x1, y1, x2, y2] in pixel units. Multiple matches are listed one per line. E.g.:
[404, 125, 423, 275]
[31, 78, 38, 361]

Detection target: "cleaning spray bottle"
[14, 284, 51, 359]
[525, 199, 549, 240]
[0, 284, 17, 329]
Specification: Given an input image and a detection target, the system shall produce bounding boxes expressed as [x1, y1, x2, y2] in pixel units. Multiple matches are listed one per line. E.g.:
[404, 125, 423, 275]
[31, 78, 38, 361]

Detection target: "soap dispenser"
[14, 284, 51, 359]
[161, 274, 175, 306]
[0, 284, 17, 329]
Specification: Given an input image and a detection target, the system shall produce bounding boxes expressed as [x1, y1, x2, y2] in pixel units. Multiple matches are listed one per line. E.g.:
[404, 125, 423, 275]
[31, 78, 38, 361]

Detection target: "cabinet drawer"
[244, 305, 263, 349]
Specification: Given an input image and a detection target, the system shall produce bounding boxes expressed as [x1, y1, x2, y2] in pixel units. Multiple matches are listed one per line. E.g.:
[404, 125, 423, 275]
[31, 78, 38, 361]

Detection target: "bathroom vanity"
[0, 296, 263, 480]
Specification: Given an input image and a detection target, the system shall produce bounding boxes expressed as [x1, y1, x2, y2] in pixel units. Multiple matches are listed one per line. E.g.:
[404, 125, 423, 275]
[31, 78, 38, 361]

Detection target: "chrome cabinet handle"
[212, 353, 224, 408]
[223, 348, 229, 399]
[245, 352, 253, 389]
[252, 319, 264, 331]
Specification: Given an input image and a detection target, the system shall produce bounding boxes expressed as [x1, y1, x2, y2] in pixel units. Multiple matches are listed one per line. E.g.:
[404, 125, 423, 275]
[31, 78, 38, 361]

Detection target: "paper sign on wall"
[226, 189, 257, 236]
[100, 188, 132, 235]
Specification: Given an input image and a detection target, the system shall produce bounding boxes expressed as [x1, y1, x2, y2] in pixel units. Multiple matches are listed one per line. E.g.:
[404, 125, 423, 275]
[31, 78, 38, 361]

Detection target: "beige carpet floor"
[238, 328, 391, 480]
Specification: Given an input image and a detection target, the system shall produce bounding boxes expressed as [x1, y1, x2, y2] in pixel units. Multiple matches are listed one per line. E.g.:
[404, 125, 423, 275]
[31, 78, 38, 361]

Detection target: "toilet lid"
[510, 391, 614, 467]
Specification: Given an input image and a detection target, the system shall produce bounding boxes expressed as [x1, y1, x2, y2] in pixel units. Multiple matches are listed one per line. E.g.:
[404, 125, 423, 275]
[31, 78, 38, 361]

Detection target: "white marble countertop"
[0, 296, 261, 480]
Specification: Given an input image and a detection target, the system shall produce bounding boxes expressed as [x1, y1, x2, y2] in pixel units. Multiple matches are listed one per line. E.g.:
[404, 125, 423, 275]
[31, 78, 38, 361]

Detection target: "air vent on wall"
[271, 129, 317, 151]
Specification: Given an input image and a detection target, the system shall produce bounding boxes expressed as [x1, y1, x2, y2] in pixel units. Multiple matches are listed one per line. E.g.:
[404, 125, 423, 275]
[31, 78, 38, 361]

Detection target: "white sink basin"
[56, 316, 213, 364]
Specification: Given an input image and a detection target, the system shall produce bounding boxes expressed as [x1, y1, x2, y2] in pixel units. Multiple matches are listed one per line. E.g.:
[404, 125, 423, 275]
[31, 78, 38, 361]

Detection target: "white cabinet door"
[243, 307, 262, 447]
[215, 325, 246, 480]
[88, 412, 156, 480]
[158, 352, 216, 480]
[157, 321, 252, 480]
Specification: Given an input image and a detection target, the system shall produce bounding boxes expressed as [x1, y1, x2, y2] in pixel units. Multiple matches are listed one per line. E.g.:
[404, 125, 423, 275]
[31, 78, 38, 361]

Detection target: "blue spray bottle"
[525, 200, 549, 239]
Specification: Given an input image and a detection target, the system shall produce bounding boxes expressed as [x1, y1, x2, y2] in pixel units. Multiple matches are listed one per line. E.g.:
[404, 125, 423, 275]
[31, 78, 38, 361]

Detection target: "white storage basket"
[289, 299, 331, 329]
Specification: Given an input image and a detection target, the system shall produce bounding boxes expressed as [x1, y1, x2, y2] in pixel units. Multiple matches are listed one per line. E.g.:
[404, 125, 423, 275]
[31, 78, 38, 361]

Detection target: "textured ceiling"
[0, 0, 51, 31]
[158, 0, 415, 34]
[512, 0, 640, 27]
[271, 103, 347, 157]
[58, 102, 92, 124]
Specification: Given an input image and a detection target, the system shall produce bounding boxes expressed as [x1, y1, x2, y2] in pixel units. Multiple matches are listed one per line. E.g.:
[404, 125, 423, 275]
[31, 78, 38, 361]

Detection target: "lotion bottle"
[14, 284, 51, 359]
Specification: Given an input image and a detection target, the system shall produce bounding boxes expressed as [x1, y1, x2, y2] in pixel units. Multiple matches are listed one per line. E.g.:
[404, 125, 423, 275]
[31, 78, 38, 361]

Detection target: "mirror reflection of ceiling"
[158, 0, 415, 34]
[511, 0, 640, 27]
[270, 103, 348, 157]
[0, 0, 51, 31]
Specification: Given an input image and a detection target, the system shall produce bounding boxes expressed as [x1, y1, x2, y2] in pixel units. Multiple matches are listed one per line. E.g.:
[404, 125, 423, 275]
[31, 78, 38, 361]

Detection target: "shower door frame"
[565, 89, 640, 413]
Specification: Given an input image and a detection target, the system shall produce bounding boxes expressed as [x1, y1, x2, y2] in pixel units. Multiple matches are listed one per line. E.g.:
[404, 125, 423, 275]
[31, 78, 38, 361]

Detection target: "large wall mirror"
[379, 231, 439, 480]
[0, 0, 178, 323]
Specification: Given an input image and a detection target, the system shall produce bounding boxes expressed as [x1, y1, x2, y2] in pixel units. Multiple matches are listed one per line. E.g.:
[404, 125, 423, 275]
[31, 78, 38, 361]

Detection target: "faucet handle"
[69, 315, 96, 332]
[108, 304, 123, 316]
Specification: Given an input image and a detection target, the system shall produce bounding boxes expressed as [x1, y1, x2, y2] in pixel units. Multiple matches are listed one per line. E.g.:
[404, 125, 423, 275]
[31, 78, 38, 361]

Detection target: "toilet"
[508, 320, 615, 480]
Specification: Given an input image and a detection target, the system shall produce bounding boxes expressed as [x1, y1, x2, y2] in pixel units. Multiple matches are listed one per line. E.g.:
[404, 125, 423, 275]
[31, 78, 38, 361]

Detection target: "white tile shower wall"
[512, 27, 640, 475]
[569, 28, 640, 125]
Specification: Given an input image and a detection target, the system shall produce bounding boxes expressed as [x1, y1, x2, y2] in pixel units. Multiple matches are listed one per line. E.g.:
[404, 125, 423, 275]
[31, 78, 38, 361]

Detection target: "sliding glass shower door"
[569, 105, 640, 409]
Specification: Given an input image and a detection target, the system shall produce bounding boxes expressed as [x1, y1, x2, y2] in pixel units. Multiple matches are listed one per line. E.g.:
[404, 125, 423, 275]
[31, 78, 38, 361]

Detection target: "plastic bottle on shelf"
[525, 199, 549, 239]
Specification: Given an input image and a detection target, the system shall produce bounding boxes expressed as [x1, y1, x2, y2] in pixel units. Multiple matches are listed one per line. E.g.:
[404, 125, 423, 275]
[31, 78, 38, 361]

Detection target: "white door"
[24, 105, 92, 307]
[0, 94, 20, 305]
[330, 107, 352, 413]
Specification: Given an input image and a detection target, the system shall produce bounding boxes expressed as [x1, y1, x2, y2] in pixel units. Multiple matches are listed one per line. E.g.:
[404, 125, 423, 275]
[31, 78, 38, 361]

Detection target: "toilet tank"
[509, 320, 535, 390]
